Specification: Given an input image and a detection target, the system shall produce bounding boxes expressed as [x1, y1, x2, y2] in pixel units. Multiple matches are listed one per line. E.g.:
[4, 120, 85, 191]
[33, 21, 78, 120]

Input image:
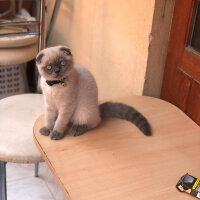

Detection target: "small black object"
[176, 173, 200, 198]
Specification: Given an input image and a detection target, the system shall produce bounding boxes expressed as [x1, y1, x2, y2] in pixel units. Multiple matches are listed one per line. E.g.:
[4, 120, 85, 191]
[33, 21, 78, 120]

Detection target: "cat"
[36, 46, 152, 140]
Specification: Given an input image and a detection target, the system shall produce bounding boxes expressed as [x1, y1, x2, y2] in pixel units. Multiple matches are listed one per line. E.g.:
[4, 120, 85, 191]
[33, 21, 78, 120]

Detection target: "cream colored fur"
[37, 46, 101, 139]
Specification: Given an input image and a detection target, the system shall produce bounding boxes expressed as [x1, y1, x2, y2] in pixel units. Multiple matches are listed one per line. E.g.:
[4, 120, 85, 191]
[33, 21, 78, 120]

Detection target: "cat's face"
[36, 46, 74, 80]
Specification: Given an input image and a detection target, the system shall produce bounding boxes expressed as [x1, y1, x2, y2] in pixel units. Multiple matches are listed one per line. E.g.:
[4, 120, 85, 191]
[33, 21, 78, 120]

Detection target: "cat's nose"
[55, 68, 60, 73]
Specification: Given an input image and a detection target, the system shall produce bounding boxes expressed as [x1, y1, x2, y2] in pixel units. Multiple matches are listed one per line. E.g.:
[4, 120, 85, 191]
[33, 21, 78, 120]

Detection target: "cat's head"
[36, 46, 74, 80]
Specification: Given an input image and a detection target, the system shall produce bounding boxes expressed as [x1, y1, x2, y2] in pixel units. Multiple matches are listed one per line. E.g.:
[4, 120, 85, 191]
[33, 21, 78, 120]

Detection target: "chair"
[0, 1, 46, 200]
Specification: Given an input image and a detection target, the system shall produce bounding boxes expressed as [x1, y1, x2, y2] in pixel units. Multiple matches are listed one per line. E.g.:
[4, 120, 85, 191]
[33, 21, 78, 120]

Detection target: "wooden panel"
[161, 0, 193, 102]
[162, 68, 192, 112]
[0, 0, 32, 13]
[181, 48, 200, 82]
[34, 96, 200, 200]
[0, 0, 32, 14]
[22, 1, 32, 13]
[0, 1, 10, 10]
[186, 80, 200, 125]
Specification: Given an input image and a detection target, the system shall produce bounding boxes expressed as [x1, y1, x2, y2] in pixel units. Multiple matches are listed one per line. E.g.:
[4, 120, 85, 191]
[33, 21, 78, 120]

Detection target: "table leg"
[0, 161, 7, 200]
[46, 0, 61, 46]
[34, 162, 39, 177]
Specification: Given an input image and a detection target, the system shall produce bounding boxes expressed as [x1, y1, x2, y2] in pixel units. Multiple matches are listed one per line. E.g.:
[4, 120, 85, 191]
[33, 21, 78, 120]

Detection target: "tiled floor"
[7, 162, 66, 200]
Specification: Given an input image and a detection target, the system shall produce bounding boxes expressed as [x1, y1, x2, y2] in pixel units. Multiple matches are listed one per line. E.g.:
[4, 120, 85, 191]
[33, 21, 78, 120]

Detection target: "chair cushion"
[0, 43, 38, 65]
[0, 34, 38, 48]
[0, 94, 44, 163]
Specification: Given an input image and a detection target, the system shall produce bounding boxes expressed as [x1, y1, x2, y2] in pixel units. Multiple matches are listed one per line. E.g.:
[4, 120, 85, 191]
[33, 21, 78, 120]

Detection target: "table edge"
[33, 126, 72, 200]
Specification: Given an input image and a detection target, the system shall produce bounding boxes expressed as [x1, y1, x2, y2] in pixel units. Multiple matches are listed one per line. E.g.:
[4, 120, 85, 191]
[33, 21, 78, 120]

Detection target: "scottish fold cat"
[36, 46, 151, 140]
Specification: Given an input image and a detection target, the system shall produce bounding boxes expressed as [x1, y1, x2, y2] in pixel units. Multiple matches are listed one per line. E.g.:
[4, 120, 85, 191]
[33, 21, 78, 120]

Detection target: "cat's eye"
[61, 61, 66, 65]
[46, 65, 52, 70]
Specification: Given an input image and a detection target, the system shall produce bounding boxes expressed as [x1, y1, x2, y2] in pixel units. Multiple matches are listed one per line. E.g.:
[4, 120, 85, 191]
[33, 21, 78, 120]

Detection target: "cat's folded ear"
[60, 47, 72, 56]
[36, 53, 44, 64]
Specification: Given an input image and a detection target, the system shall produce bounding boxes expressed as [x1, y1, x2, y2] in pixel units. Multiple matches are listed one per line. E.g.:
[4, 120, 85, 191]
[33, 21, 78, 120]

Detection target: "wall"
[47, 0, 155, 100]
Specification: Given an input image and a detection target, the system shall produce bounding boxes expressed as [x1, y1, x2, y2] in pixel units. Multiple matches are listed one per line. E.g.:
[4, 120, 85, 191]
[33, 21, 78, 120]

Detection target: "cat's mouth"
[52, 73, 61, 78]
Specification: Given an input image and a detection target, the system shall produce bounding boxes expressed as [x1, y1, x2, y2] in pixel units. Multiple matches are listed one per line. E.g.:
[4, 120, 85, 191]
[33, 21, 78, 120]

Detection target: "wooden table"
[33, 96, 200, 200]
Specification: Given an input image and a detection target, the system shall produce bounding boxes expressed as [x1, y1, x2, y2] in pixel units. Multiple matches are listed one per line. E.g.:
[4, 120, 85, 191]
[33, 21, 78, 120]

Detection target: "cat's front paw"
[39, 126, 51, 136]
[50, 130, 65, 140]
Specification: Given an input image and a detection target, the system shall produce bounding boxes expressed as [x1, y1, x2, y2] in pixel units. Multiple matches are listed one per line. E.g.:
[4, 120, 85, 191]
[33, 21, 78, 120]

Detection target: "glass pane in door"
[189, 1, 200, 53]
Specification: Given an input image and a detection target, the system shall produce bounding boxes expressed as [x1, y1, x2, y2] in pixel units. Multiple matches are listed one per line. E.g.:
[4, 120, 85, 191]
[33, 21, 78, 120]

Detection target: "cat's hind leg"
[69, 107, 101, 136]
[69, 124, 89, 136]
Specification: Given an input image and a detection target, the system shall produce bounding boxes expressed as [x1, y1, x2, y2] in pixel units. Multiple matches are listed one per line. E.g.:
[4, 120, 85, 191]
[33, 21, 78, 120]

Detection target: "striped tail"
[99, 102, 152, 136]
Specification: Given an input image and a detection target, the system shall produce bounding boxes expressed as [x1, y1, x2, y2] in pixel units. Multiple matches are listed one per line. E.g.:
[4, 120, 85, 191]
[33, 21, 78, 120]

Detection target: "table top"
[33, 96, 200, 200]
